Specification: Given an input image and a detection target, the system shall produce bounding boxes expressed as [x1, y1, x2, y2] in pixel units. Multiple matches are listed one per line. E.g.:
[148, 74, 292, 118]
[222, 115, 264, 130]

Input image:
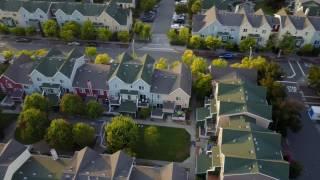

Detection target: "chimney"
[50, 149, 59, 160]
[305, 8, 310, 16]
[87, 80, 93, 96]
[235, 5, 240, 13]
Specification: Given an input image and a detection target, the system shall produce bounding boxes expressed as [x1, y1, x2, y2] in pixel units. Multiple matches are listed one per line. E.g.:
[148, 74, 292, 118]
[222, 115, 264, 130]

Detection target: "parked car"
[67, 41, 81, 46]
[171, 23, 185, 30]
[174, 18, 185, 24]
[175, 0, 187, 5]
[15, 38, 31, 43]
[172, 13, 185, 21]
[87, 42, 98, 47]
[141, 11, 156, 22]
[218, 52, 235, 59]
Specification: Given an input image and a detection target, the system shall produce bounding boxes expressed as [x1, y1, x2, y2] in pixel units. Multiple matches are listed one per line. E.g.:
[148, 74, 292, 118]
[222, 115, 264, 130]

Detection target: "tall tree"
[140, 0, 156, 12]
[181, 50, 196, 66]
[81, 20, 96, 40]
[105, 116, 138, 154]
[60, 21, 81, 41]
[155, 58, 168, 70]
[278, 33, 296, 55]
[189, 35, 202, 49]
[178, 27, 190, 44]
[191, 57, 207, 74]
[46, 119, 73, 150]
[86, 100, 105, 119]
[211, 58, 228, 68]
[141, 24, 152, 40]
[205, 36, 222, 50]
[42, 20, 58, 37]
[192, 73, 212, 99]
[95, 53, 111, 64]
[85, 46, 97, 59]
[23, 93, 49, 112]
[175, 4, 188, 14]
[72, 122, 95, 148]
[97, 27, 112, 41]
[191, 0, 201, 14]
[239, 37, 256, 52]
[117, 31, 130, 42]
[16, 108, 49, 144]
[308, 65, 320, 92]
[60, 94, 84, 115]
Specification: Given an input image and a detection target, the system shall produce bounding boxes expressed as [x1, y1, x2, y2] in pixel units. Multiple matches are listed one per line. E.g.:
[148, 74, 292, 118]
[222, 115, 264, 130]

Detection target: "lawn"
[133, 125, 191, 162]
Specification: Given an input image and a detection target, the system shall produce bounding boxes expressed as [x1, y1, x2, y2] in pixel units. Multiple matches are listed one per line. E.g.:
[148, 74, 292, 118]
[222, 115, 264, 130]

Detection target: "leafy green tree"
[117, 31, 130, 42]
[140, 0, 156, 12]
[16, 108, 49, 144]
[260, 76, 286, 104]
[205, 36, 222, 50]
[239, 37, 256, 52]
[192, 73, 212, 99]
[155, 58, 168, 70]
[72, 122, 95, 148]
[2, 50, 14, 61]
[181, 49, 196, 66]
[175, 4, 188, 14]
[189, 35, 202, 49]
[170, 60, 181, 68]
[231, 56, 266, 69]
[0, 23, 9, 34]
[16, 50, 34, 58]
[86, 100, 104, 119]
[60, 29, 74, 41]
[138, 108, 151, 119]
[272, 99, 303, 136]
[259, 61, 282, 81]
[211, 58, 228, 68]
[178, 27, 190, 44]
[141, 24, 152, 40]
[60, 21, 81, 41]
[191, 0, 201, 14]
[10, 27, 26, 36]
[278, 33, 296, 55]
[298, 44, 314, 56]
[46, 119, 73, 150]
[289, 161, 303, 179]
[144, 126, 160, 147]
[308, 65, 320, 92]
[85, 46, 97, 59]
[95, 53, 111, 64]
[133, 21, 144, 35]
[23, 93, 49, 112]
[97, 27, 112, 41]
[60, 94, 84, 115]
[81, 20, 96, 40]
[42, 20, 58, 37]
[105, 115, 138, 153]
[191, 57, 207, 74]
[25, 26, 36, 36]
[167, 29, 178, 43]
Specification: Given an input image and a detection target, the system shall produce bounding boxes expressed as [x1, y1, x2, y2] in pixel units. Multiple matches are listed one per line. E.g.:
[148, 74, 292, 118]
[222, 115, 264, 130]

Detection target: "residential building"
[111, 0, 136, 9]
[295, 0, 320, 16]
[196, 120, 289, 180]
[0, 139, 188, 180]
[192, 7, 280, 46]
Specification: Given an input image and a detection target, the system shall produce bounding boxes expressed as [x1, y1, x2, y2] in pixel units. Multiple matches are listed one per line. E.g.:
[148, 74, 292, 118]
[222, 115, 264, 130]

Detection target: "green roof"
[196, 107, 210, 122]
[35, 48, 65, 77]
[0, 0, 51, 12]
[51, 2, 106, 16]
[59, 48, 82, 78]
[118, 100, 137, 113]
[105, 2, 129, 25]
[196, 152, 212, 174]
[12, 156, 71, 180]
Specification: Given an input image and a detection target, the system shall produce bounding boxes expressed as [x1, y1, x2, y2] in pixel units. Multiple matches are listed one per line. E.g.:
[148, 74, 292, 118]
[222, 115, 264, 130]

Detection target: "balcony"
[109, 96, 121, 106]
[138, 97, 149, 108]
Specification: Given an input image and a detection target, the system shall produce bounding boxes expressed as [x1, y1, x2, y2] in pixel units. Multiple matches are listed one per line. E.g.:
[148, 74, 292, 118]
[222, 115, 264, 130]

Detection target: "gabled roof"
[59, 48, 83, 78]
[2, 54, 38, 85]
[0, 0, 51, 13]
[161, 163, 188, 180]
[110, 150, 133, 179]
[211, 67, 258, 84]
[51, 2, 106, 16]
[308, 16, 320, 30]
[105, 2, 129, 25]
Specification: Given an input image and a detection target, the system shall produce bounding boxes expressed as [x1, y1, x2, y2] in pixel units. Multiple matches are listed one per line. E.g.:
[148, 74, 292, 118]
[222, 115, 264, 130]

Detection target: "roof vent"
[250, 150, 254, 154]
[32, 172, 37, 176]
[48, 174, 53, 178]
[91, 160, 95, 164]
[257, 147, 260, 151]
[19, 171, 23, 174]
[23, 177, 28, 180]
[232, 139, 236, 143]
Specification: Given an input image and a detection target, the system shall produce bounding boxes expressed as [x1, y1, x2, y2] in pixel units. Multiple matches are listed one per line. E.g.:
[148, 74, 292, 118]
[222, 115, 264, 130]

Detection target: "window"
[241, 36, 246, 40]
[305, 32, 309, 35]
[157, 95, 160, 99]
[243, 29, 247, 32]
[176, 97, 181, 100]
[130, 85, 133, 88]
[139, 86, 144, 90]
[262, 30, 266, 34]
[80, 88, 85, 93]
[37, 77, 41, 81]
[60, 80, 64, 83]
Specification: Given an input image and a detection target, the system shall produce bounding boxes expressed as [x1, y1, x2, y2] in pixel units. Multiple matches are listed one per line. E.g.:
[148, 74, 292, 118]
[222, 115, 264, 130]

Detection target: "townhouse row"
[195, 67, 289, 179]
[0, 0, 133, 32]
[0, 139, 188, 180]
[0, 48, 192, 119]
[192, 6, 320, 48]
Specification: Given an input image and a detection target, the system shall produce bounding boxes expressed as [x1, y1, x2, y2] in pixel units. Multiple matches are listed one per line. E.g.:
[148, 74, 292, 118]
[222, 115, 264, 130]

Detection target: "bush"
[0, 23, 9, 34]
[297, 44, 320, 57]
[25, 27, 36, 36]
[138, 108, 151, 119]
[117, 31, 130, 42]
[10, 27, 26, 36]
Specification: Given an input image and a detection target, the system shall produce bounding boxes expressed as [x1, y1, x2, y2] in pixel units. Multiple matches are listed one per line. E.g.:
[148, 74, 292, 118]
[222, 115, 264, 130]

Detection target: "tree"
[231, 56, 266, 69]
[205, 36, 222, 50]
[85, 46, 97, 59]
[211, 58, 228, 68]
[171, 60, 181, 68]
[105, 115, 138, 154]
[86, 100, 104, 119]
[189, 35, 202, 49]
[15, 108, 49, 144]
[60, 29, 74, 41]
[95, 53, 111, 64]
[140, 0, 156, 12]
[25, 26, 36, 36]
[16, 50, 34, 58]
[97, 27, 112, 41]
[72, 122, 95, 148]
[81, 20, 96, 40]
[308, 65, 320, 92]
[144, 126, 160, 147]
[191, 0, 201, 14]
[117, 31, 130, 42]
[141, 24, 151, 40]
[193, 73, 212, 99]
[260, 76, 286, 104]
[272, 99, 303, 136]
[182, 50, 196, 66]
[178, 27, 190, 44]
[60, 94, 84, 115]
[167, 29, 178, 43]
[278, 33, 296, 55]
[0, 23, 9, 34]
[191, 57, 207, 74]
[46, 119, 73, 150]
[42, 20, 58, 37]
[33, 49, 48, 57]
[2, 50, 14, 61]
[298, 44, 314, 56]
[175, 4, 188, 14]
[239, 37, 256, 52]
[23, 93, 49, 112]
[60, 21, 81, 41]
[289, 161, 303, 179]
[10, 27, 26, 36]
[259, 61, 282, 81]
[155, 58, 168, 70]
[133, 21, 144, 35]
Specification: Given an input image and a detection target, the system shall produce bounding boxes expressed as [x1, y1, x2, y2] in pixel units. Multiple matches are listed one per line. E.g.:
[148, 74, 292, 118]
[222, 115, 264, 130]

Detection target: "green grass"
[133, 125, 191, 162]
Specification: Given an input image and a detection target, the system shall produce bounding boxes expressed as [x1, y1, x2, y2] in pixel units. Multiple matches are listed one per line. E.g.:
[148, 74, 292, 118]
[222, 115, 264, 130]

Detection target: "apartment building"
[0, 0, 132, 31]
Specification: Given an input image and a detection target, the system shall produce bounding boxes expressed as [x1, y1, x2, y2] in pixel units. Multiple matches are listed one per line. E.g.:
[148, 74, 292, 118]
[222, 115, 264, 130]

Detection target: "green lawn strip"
[133, 125, 191, 162]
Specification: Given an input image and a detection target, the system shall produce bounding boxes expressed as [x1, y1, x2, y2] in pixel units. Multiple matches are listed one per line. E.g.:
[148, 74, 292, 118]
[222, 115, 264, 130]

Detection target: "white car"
[172, 13, 185, 21]
[171, 23, 184, 29]
[67, 41, 80, 46]
[175, 0, 187, 5]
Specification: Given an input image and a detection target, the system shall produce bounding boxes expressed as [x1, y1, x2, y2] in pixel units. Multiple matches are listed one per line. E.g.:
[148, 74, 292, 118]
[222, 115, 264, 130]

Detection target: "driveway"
[152, 0, 175, 34]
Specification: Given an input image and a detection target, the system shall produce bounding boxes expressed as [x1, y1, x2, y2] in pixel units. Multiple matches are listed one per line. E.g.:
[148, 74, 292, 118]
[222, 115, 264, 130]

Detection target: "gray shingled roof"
[211, 67, 257, 84]
[34, 48, 65, 77]
[308, 16, 320, 30]
[105, 2, 129, 25]
[151, 63, 192, 96]
[59, 48, 83, 78]
[73, 63, 110, 90]
[2, 54, 38, 85]
[288, 15, 308, 30]
[51, 2, 106, 16]
[0, 0, 51, 12]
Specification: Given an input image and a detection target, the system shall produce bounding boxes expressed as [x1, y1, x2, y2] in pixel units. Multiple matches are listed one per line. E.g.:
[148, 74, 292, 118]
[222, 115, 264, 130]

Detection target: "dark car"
[218, 52, 235, 60]
[174, 19, 185, 24]
[87, 42, 98, 47]
[15, 38, 32, 43]
[141, 11, 156, 22]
